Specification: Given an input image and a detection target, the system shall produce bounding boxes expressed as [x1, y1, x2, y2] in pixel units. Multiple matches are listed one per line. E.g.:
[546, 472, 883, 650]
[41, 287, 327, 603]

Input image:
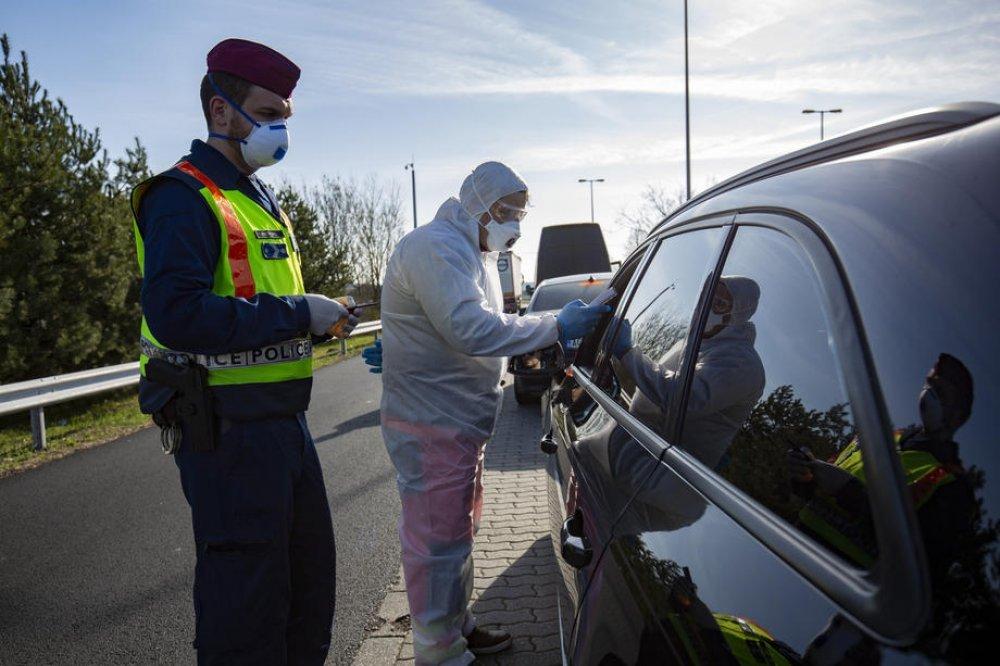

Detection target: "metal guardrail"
[0, 321, 381, 452]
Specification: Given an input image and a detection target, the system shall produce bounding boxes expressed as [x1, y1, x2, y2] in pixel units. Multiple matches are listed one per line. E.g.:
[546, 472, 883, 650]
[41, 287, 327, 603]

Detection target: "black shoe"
[465, 626, 512, 655]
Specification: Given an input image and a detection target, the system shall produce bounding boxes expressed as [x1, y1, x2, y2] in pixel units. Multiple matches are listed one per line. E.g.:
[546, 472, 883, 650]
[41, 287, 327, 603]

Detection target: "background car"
[511, 272, 612, 404]
[543, 102, 1000, 664]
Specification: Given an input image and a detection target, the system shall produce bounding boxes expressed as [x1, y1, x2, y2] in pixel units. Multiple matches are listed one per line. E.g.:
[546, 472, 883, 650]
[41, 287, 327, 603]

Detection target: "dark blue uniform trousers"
[175, 413, 335, 665]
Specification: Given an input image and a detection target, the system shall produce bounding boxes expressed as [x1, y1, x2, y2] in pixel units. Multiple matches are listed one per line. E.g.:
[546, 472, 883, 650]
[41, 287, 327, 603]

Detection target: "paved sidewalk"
[352, 384, 562, 665]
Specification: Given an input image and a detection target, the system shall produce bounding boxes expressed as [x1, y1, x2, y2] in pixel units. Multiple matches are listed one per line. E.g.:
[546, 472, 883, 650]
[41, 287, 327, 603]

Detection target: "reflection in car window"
[836, 209, 1000, 659]
[604, 227, 727, 440]
[683, 226, 879, 566]
[575, 259, 643, 373]
[528, 279, 608, 312]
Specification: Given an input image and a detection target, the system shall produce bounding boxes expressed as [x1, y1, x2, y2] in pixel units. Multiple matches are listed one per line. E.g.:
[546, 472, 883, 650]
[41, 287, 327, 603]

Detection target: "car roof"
[535, 272, 614, 290]
[539, 222, 603, 232]
[652, 102, 1000, 237]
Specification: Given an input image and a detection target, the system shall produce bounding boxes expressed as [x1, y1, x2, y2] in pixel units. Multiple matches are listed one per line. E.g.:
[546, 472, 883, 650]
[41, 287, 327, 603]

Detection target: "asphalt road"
[0, 356, 400, 665]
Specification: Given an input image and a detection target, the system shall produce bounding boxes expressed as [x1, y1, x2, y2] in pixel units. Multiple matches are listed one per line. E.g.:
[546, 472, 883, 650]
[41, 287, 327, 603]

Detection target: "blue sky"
[5, 0, 999, 279]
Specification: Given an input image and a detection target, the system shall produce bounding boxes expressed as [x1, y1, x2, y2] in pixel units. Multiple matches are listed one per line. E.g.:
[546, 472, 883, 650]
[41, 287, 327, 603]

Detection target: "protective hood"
[720, 275, 760, 326]
[459, 161, 528, 219]
[434, 197, 481, 252]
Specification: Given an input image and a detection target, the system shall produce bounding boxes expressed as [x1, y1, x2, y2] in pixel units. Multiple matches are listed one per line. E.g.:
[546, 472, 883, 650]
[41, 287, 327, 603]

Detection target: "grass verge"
[0, 334, 377, 477]
[312, 333, 375, 371]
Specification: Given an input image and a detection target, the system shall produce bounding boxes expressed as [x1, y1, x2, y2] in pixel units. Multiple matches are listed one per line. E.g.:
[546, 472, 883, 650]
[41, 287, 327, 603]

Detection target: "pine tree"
[0, 35, 149, 380]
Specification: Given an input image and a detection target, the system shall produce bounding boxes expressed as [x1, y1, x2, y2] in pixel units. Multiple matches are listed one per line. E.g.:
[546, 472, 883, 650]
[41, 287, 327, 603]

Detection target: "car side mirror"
[509, 364, 562, 378]
[518, 307, 527, 315]
[509, 348, 563, 378]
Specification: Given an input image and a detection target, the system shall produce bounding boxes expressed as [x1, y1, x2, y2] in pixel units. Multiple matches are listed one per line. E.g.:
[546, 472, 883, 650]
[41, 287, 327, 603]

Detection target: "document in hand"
[588, 287, 618, 308]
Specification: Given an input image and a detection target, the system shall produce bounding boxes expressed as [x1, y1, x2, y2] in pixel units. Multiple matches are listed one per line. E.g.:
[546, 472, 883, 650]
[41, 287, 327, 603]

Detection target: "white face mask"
[239, 118, 289, 169]
[467, 171, 526, 251]
[480, 218, 521, 252]
[208, 74, 289, 170]
[704, 310, 727, 332]
[918, 383, 946, 436]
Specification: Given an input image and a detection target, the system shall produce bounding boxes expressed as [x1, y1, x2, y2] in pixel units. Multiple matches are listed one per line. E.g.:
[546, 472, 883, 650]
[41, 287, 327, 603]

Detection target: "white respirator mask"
[470, 175, 525, 251]
[208, 74, 289, 169]
[704, 309, 727, 332]
[237, 118, 289, 169]
[481, 218, 521, 252]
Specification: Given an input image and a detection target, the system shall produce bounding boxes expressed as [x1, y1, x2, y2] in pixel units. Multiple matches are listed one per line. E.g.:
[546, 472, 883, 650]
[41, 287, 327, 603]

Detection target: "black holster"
[146, 358, 216, 453]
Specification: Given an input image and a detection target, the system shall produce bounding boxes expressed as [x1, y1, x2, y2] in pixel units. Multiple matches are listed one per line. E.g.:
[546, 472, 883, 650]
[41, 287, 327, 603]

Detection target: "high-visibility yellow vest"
[131, 160, 311, 386]
[715, 614, 793, 666]
[799, 431, 957, 567]
[664, 611, 793, 665]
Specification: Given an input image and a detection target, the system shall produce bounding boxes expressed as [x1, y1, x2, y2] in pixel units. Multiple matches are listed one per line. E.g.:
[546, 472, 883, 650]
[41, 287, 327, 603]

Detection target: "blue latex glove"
[556, 299, 611, 343]
[362, 339, 383, 374]
[611, 318, 633, 358]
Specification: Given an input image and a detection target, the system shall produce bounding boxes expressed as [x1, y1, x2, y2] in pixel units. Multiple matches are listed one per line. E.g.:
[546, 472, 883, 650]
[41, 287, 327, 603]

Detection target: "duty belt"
[140, 336, 313, 370]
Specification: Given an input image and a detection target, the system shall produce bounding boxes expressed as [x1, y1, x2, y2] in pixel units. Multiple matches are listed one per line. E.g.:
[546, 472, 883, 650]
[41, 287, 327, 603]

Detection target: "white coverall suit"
[621, 275, 765, 470]
[379, 197, 559, 664]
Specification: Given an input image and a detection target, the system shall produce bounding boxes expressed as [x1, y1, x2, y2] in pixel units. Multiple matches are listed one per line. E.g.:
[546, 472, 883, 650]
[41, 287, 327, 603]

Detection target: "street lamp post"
[404, 162, 417, 229]
[801, 108, 842, 141]
[577, 178, 605, 223]
[684, 0, 691, 201]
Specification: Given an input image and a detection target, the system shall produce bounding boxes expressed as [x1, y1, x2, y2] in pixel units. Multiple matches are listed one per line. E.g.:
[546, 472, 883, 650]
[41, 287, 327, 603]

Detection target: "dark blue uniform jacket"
[136, 140, 313, 419]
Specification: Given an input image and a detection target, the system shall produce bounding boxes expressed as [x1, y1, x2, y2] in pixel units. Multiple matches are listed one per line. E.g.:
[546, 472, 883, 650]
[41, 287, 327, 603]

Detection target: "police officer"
[131, 39, 355, 664]
[789, 353, 976, 570]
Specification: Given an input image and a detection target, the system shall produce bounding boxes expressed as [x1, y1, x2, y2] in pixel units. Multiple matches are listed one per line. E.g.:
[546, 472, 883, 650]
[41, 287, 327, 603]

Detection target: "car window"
[831, 204, 1000, 657]
[599, 227, 728, 442]
[573, 258, 643, 372]
[528, 279, 608, 312]
[671, 226, 878, 567]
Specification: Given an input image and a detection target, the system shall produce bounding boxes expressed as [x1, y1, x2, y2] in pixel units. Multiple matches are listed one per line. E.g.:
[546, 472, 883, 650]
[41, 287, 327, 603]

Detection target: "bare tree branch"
[350, 176, 404, 300]
[616, 185, 686, 252]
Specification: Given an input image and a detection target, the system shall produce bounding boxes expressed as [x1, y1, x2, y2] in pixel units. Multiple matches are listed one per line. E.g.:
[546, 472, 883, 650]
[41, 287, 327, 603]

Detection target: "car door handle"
[560, 509, 593, 569]
[540, 430, 557, 455]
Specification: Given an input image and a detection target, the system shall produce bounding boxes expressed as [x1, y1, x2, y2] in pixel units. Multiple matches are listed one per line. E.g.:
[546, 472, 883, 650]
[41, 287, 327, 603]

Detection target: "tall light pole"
[404, 162, 417, 229]
[578, 178, 605, 223]
[802, 108, 842, 141]
[684, 0, 691, 201]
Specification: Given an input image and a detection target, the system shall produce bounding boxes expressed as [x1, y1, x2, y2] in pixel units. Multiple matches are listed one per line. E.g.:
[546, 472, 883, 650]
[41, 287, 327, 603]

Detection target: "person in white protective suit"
[612, 276, 765, 470]
[361, 161, 610, 664]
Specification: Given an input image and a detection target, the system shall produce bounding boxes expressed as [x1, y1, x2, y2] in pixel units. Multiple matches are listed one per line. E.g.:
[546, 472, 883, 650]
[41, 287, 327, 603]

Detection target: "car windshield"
[529, 279, 608, 312]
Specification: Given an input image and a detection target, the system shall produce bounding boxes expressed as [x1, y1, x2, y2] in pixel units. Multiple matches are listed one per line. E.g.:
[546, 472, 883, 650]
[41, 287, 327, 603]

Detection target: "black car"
[543, 103, 1000, 664]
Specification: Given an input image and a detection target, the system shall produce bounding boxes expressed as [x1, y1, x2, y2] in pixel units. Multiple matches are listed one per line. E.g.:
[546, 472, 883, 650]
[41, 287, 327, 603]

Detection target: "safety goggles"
[493, 200, 529, 223]
[471, 174, 530, 222]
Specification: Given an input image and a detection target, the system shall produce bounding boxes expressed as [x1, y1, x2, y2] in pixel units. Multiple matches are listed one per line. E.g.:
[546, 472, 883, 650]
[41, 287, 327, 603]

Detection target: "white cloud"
[508, 119, 819, 173]
[267, 0, 1000, 117]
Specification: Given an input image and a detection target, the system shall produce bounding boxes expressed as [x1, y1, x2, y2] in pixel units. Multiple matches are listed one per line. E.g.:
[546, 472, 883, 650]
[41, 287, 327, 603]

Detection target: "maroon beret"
[207, 38, 300, 98]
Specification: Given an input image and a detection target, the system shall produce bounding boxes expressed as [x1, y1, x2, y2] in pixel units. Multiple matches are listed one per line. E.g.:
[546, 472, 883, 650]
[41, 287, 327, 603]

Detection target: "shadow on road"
[313, 409, 381, 444]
